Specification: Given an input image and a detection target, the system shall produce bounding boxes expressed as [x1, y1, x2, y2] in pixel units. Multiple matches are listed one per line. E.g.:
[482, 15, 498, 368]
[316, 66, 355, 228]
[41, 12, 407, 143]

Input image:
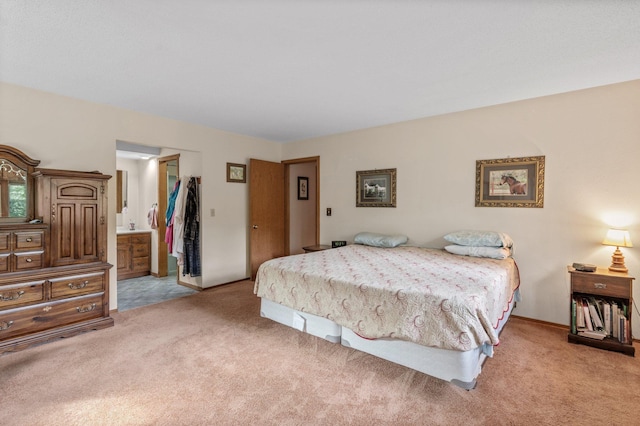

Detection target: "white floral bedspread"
[254, 245, 520, 351]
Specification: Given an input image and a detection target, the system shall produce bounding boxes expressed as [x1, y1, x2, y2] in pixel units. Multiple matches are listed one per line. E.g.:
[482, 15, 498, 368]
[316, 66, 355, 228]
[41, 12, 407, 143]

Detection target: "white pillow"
[443, 230, 513, 248]
[354, 232, 408, 248]
[444, 245, 511, 259]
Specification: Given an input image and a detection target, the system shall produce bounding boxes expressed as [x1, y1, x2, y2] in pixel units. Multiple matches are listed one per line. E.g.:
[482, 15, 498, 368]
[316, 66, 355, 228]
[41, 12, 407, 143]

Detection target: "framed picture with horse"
[475, 156, 545, 208]
[356, 168, 397, 207]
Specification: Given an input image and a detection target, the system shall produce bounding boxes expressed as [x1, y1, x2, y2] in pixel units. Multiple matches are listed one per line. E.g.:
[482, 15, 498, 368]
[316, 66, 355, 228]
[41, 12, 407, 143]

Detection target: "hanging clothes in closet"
[168, 175, 201, 278]
[183, 176, 201, 277]
[165, 180, 181, 253]
[171, 176, 189, 258]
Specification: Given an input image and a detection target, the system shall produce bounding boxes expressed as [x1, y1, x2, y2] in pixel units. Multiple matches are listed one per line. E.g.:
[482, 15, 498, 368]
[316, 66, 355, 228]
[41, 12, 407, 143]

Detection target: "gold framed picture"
[226, 163, 246, 183]
[356, 168, 397, 207]
[475, 156, 545, 208]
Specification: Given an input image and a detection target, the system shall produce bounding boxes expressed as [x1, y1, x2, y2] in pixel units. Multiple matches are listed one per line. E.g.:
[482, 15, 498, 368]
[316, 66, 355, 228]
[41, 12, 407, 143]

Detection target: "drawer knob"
[25, 258, 33, 263]
[594, 282, 607, 289]
[0, 290, 25, 302]
[76, 303, 97, 313]
[68, 280, 89, 290]
[0, 321, 14, 331]
[26, 237, 33, 242]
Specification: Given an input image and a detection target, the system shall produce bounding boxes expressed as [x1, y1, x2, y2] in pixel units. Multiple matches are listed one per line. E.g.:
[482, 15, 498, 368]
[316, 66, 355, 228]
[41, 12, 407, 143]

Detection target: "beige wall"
[283, 80, 640, 331]
[0, 82, 281, 309]
[3, 79, 639, 330]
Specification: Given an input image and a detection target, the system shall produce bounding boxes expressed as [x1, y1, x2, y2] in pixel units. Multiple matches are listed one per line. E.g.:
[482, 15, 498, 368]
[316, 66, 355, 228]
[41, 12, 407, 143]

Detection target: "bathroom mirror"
[116, 170, 127, 213]
[0, 145, 39, 223]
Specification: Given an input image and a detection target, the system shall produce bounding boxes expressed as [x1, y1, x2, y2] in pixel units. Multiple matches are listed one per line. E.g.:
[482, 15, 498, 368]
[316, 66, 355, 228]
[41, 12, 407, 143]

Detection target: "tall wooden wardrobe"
[0, 145, 113, 354]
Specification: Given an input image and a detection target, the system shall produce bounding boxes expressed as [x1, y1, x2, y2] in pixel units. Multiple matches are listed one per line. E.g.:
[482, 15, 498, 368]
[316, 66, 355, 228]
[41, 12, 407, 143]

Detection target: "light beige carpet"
[1, 280, 639, 425]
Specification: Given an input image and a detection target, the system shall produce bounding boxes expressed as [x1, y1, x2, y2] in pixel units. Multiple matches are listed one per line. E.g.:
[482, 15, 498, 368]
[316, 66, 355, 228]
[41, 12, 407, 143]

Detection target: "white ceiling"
[2, 1, 639, 143]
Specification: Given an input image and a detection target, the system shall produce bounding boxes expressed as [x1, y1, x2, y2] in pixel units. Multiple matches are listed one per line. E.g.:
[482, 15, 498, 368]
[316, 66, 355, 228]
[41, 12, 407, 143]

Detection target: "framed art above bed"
[475, 156, 545, 208]
[356, 168, 396, 207]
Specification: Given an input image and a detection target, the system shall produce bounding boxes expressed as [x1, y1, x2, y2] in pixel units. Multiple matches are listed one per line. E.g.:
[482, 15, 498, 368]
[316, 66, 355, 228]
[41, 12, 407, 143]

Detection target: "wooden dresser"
[117, 231, 151, 280]
[0, 147, 113, 354]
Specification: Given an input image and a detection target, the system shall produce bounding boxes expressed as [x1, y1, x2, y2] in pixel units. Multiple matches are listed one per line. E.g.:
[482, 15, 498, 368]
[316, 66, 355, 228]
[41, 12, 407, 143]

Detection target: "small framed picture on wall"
[298, 176, 309, 200]
[226, 163, 246, 183]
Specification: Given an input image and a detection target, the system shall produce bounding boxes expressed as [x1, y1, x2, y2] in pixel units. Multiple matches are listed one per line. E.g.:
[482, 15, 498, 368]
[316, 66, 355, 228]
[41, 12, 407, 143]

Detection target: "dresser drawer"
[49, 272, 105, 299]
[132, 257, 150, 272]
[0, 253, 9, 273]
[0, 293, 104, 340]
[132, 243, 149, 257]
[0, 232, 10, 252]
[14, 251, 45, 270]
[131, 235, 149, 245]
[14, 231, 45, 250]
[0, 280, 46, 310]
[571, 273, 631, 298]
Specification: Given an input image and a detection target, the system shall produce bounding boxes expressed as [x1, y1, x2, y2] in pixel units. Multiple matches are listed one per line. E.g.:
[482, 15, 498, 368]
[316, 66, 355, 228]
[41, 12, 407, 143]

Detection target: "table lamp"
[602, 228, 632, 273]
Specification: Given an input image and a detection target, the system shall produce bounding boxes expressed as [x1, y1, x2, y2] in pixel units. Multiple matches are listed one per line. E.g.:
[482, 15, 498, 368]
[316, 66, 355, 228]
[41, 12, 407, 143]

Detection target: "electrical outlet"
[326, 208, 332, 216]
[210, 208, 215, 217]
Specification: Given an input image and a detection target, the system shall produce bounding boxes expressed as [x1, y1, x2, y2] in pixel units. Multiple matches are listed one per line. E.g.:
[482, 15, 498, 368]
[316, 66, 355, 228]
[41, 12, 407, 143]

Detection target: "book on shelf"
[618, 314, 630, 344]
[612, 302, 619, 339]
[581, 299, 593, 331]
[577, 300, 585, 328]
[603, 301, 611, 337]
[587, 299, 604, 330]
[571, 299, 577, 334]
[578, 329, 607, 340]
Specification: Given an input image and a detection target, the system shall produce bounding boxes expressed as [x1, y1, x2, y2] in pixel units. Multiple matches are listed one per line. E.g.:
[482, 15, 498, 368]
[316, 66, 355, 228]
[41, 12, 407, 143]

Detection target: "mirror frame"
[0, 145, 40, 223]
[116, 170, 127, 214]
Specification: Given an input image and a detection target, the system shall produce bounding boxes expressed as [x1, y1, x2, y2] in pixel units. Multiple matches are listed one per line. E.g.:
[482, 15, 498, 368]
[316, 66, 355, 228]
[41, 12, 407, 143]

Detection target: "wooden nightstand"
[302, 245, 331, 253]
[567, 266, 635, 356]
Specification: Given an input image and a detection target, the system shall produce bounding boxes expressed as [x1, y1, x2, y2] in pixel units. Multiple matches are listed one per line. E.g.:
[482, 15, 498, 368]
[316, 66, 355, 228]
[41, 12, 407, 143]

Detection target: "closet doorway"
[157, 154, 179, 278]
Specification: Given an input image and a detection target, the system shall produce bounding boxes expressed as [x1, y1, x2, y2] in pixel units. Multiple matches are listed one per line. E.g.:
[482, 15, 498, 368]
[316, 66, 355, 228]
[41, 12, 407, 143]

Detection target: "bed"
[254, 243, 520, 389]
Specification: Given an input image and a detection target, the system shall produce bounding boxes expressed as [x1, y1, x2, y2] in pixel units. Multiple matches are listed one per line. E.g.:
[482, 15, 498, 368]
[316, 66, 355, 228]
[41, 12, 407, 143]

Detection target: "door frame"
[156, 154, 180, 277]
[282, 156, 320, 255]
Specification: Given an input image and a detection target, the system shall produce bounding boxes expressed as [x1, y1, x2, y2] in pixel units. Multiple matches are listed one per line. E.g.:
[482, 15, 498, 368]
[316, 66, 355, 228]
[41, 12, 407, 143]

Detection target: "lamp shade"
[602, 229, 633, 248]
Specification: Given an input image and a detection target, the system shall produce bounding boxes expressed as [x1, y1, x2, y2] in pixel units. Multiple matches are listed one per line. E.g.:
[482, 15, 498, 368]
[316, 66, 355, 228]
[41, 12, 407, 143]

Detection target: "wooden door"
[249, 159, 285, 279]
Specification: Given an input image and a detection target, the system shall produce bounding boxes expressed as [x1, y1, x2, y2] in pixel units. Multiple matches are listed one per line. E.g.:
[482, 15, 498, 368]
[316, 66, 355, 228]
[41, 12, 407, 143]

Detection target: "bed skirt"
[260, 290, 520, 389]
[259, 288, 519, 389]
[341, 287, 519, 389]
[260, 298, 341, 343]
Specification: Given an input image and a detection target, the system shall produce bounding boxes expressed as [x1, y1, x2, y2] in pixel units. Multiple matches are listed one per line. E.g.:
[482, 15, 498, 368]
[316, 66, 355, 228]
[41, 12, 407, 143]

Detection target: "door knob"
[252, 225, 258, 229]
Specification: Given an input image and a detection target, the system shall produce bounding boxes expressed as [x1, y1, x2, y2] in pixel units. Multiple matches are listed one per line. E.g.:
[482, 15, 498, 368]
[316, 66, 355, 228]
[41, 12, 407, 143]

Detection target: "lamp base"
[608, 247, 628, 273]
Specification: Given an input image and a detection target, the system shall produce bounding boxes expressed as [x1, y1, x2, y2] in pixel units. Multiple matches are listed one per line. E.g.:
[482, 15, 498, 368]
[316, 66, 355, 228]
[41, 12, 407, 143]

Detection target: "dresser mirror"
[0, 145, 40, 223]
